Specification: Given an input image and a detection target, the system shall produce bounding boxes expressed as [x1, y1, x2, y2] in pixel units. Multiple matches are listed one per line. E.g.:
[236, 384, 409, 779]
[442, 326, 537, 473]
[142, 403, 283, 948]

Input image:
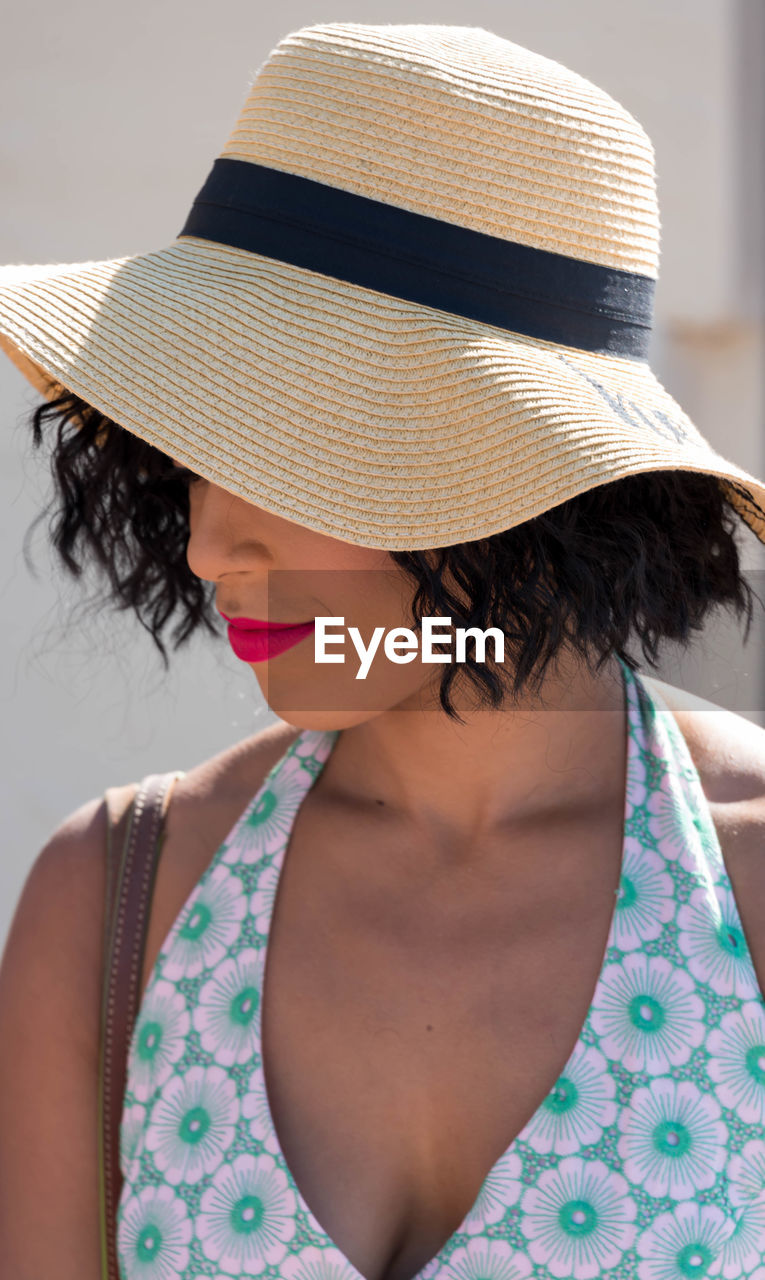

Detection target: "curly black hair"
[22, 389, 765, 723]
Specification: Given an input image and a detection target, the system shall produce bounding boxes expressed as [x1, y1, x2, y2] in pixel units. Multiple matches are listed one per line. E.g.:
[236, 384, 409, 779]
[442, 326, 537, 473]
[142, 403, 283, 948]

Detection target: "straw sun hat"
[1, 21, 764, 551]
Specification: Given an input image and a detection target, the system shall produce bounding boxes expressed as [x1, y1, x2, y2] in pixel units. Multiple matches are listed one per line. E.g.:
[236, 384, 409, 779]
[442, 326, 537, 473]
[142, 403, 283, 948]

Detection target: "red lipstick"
[219, 613, 316, 663]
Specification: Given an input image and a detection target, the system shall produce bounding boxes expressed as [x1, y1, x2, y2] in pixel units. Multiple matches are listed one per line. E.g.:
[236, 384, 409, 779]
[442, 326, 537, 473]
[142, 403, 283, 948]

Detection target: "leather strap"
[97, 770, 184, 1279]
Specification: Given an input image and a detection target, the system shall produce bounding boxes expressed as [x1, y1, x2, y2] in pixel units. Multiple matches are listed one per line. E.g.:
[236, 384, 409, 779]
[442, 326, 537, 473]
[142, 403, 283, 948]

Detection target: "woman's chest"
[254, 793, 628, 1280]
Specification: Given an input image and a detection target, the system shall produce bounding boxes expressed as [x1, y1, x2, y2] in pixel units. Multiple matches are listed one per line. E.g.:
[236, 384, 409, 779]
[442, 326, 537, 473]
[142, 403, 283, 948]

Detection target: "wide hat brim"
[1, 234, 764, 550]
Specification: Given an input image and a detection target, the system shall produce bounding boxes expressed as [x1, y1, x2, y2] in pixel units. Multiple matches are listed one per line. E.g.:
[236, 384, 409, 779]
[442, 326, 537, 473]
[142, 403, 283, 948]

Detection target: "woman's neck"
[315, 651, 628, 845]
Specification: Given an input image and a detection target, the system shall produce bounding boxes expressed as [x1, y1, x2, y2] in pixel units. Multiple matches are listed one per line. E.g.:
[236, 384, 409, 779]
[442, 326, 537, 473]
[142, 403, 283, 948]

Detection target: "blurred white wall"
[1, 0, 763, 949]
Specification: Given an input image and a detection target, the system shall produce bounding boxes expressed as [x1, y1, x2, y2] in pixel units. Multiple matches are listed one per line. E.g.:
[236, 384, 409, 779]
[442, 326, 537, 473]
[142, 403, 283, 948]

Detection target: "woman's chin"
[245, 638, 450, 727]
[249, 661, 427, 731]
[267, 706, 383, 732]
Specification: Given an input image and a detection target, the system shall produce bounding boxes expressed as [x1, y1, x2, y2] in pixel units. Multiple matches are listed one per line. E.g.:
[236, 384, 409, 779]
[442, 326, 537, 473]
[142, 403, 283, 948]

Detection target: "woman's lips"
[219, 613, 316, 663]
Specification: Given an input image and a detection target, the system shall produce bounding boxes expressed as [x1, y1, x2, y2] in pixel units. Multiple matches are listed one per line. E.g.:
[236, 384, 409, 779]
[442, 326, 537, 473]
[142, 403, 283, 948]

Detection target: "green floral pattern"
[117, 658, 765, 1278]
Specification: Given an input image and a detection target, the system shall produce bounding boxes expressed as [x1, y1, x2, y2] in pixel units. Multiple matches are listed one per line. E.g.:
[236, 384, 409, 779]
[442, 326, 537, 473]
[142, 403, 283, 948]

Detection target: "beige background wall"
[1, 0, 763, 949]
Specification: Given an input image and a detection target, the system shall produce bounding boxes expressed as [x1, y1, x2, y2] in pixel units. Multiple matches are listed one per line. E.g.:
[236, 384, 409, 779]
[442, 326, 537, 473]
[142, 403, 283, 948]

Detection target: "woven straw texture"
[1, 21, 764, 550]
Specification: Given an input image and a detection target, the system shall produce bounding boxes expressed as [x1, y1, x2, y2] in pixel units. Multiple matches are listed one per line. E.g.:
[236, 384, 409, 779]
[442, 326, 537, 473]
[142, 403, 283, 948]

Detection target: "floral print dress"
[117, 656, 765, 1280]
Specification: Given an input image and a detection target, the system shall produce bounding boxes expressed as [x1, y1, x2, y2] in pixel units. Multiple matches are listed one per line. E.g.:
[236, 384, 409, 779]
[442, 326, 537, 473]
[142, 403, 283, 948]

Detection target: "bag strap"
[97, 769, 185, 1280]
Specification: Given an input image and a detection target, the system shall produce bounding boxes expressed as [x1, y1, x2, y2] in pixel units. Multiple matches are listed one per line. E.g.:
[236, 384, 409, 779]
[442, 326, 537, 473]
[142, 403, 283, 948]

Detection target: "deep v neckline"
[253, 656, 638, 1280]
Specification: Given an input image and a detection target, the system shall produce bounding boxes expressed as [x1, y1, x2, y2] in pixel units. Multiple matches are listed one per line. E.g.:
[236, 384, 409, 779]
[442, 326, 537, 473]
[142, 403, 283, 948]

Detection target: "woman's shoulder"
[169, 715, 300, 818]
[24, 715, 300, 885]
[644, 673, 765, 989]
[136, 717, 301, 1003]
[145, 714, 301, 907]
[0, 718, 301, 1042]
[642, 673, 765, 805]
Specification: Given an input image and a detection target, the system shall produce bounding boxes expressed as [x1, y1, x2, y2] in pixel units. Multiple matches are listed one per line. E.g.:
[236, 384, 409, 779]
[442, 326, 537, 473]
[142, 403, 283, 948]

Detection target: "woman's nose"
[185, 478, 271, 583]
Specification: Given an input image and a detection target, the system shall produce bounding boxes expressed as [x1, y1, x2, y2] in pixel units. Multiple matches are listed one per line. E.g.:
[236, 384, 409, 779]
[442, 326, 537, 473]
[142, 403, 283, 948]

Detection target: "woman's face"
[183, 471, 453, 730]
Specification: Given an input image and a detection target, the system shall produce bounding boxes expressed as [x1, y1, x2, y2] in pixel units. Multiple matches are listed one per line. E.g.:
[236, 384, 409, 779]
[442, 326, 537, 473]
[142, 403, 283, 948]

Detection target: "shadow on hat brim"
[1, 235, 765, 551]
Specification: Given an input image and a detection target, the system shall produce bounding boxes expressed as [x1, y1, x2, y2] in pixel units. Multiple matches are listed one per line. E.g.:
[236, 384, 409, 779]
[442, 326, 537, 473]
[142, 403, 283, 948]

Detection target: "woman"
[2, 20, 765, 1280]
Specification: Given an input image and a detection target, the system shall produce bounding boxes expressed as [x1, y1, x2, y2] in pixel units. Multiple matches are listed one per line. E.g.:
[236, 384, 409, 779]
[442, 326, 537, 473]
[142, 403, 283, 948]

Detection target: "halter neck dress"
[116, 656, 765, 1280]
